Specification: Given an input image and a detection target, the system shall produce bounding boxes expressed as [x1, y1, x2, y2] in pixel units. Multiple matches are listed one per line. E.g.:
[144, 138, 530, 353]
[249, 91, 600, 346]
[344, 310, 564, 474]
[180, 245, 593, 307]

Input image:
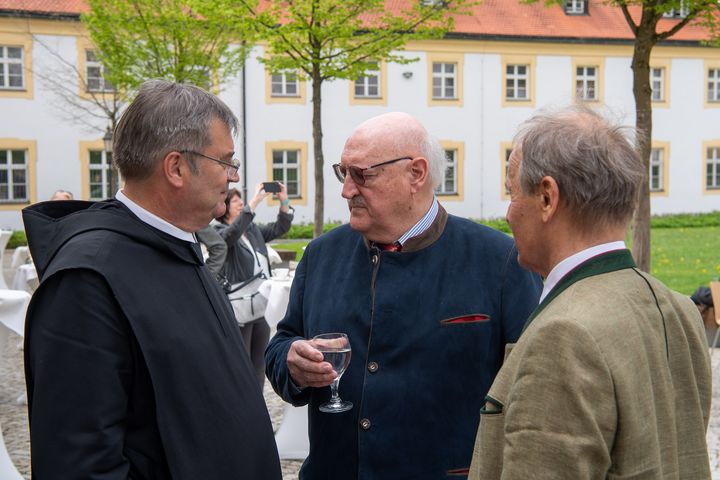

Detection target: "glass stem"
[329, 378, 340, 403]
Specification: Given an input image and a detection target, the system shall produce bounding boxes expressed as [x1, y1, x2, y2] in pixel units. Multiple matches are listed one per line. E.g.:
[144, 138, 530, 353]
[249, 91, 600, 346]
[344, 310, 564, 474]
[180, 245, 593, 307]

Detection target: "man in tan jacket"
[469, 106, 712, 479]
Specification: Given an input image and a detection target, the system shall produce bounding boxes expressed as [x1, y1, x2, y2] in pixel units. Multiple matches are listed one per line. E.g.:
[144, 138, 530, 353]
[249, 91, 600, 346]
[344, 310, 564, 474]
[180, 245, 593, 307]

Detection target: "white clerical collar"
[539, 241, 627, 303]
[116, 190, 196, 243]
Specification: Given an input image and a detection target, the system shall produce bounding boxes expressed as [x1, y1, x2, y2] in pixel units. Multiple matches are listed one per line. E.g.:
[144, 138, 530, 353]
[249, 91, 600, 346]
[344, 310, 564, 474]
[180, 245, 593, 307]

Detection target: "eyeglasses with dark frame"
[180, 149, 240, 177]
[332, 156, 413, 186]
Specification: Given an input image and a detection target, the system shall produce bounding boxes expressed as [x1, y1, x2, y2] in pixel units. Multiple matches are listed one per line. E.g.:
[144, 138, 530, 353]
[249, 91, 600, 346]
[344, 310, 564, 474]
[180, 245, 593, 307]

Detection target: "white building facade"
[2, 1, 720, 229]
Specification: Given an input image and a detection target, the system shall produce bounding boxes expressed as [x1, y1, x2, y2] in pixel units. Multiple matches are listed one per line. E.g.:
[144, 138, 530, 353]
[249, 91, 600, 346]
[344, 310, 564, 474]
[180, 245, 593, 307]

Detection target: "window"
[88, 150, 118, 200]
[707, 147, 720, 190]
[651, 67, 664, 102]
[506, 64, 529, 101]
[0, 149, 28, 203]
[0, 46, 24, 90]
[432, 62, 456, 100]
[271, 72, 299, 97]
[354, 63, 380, 99]
[575, 66, 597, 101]
[272, 149, 300, 198]
[435, 149, 457, 195]
[564, 0, 586, 14]
[427, 53, 463, 106]
[708, 68, 720, 103]
[85, 50, 113, 93]
[649, 148, 664, 192]
[663, 1, 688, 18]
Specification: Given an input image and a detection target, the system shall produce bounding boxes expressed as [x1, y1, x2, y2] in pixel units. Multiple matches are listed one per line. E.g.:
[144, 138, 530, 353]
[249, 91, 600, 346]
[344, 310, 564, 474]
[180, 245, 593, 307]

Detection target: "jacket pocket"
[469, 395, 505, 480]
[440, 314, 490, 325]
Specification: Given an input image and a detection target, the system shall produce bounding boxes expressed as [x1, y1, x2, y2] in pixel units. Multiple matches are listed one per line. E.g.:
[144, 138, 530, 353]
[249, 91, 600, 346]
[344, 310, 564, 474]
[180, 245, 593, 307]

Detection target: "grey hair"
[423, 135, 446, 189]
[514, 105, 643, 227]
[113, 79, 238, 180]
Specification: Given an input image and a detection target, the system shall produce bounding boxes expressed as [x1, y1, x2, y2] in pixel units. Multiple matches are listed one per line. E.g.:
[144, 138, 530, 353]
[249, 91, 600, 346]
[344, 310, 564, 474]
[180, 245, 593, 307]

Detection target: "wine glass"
[313, 332, 353, 413]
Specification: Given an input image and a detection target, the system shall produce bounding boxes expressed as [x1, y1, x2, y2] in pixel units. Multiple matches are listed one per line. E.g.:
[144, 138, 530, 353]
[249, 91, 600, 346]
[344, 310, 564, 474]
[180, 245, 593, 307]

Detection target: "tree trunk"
[311, 67, 325, 238]
[630, 9, 659, 273]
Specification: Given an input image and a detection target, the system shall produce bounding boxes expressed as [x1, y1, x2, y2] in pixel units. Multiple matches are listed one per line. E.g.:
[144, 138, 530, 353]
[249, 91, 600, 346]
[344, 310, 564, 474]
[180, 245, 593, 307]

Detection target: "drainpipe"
[241, 45, 248, 202]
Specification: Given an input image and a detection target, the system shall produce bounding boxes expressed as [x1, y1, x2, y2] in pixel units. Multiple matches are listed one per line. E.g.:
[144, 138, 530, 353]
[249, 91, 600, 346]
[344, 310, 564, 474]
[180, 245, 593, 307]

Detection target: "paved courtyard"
[1, 331, 719, 479]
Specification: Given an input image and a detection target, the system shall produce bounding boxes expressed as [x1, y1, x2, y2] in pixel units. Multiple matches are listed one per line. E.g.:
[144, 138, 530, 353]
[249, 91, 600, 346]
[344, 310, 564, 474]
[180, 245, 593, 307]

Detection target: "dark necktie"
[380, 242, 402, 252]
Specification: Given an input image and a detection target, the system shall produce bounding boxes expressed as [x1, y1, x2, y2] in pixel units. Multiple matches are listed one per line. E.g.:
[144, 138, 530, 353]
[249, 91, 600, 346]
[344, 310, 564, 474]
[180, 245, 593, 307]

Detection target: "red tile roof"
[0, 0, 87, 16]
[0, 0, 712, 43]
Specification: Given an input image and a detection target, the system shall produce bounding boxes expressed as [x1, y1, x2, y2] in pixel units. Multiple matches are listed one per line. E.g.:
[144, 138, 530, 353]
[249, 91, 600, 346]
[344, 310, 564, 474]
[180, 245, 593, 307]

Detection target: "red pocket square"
[440, 314, 490, 325]
[447, 467, 470, 475]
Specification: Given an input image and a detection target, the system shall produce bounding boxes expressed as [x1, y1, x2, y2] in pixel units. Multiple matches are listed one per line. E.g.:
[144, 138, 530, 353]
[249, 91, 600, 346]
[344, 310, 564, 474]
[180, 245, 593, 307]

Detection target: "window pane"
[286, 151, 298, 164]
[90, 170, 103, 183]
[11, 150, 24, 164]
[90, 185, 102, 199]
[287, 183, 298, 196]
[86, 50, 97, 62]
[89, 151, 102, 164]
[432, 63, 441, 73]
[13, 185, 26, 199]
[273, 168, 283, 179]
[272, 151, 283, 164]
[7, 47, 21, 59]
[0, 185, 7, 200]
[286, 169, 298, 182]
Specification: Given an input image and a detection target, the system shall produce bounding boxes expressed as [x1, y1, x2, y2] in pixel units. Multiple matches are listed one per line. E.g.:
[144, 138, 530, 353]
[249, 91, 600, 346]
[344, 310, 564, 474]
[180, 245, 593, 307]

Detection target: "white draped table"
[259, 274, 310, 460]
[11, 264, 38, 294]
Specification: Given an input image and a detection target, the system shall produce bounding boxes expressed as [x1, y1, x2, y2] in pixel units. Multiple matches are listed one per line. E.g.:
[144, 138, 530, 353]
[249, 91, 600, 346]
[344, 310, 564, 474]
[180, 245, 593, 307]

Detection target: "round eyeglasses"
[332, 156, 412, 186]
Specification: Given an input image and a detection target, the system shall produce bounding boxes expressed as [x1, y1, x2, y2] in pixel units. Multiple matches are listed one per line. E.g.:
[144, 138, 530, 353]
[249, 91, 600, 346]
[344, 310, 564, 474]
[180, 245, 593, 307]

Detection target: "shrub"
[7, 230, 27, 249]
[284, 221, 342, 239]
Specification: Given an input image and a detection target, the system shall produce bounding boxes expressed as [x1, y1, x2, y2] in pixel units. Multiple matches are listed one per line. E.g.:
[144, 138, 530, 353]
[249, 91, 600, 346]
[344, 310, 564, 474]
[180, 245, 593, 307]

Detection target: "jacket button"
[360, 418, 371, 430]
[367, 362, 379, 373]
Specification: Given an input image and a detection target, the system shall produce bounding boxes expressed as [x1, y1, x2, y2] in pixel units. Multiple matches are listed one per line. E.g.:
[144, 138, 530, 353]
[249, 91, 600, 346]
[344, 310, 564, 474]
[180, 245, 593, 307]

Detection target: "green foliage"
[7, 231, 27, 249]
[475, 218, 511, 234]
[82, 0, 256, 93]
[284, 221, 342, 239]
[248, 0, 477, 82]
[651, 211, 720, 229]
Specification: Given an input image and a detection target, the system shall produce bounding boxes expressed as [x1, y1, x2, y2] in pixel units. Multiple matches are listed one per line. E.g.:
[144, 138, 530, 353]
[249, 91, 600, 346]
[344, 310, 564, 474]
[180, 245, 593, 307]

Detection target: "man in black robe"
[22, 80, 282, 479]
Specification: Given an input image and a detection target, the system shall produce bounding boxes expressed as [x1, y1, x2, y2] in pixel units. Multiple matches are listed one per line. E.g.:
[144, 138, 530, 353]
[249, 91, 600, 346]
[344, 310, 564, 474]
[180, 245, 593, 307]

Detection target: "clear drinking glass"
[313, 332, 353, 413]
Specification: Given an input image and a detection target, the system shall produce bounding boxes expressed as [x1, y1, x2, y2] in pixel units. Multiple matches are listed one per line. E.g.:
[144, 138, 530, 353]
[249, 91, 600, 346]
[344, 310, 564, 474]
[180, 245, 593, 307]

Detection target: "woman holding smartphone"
[215, 182, 294, 388]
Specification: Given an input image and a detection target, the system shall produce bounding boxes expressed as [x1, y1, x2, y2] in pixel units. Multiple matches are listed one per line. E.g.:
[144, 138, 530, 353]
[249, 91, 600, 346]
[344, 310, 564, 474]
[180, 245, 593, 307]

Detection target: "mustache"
[348, 196, 366, 208]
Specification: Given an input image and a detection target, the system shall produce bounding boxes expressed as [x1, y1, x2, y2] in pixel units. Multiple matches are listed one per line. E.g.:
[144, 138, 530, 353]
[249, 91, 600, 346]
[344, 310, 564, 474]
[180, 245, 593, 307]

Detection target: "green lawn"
[274, 225, 720, 296]
[650, 226, 720, 295]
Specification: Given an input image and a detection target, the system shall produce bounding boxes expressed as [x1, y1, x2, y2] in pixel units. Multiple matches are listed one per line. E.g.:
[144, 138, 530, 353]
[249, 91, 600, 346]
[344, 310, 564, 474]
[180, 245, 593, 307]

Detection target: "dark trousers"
[240, 317, 271, 390]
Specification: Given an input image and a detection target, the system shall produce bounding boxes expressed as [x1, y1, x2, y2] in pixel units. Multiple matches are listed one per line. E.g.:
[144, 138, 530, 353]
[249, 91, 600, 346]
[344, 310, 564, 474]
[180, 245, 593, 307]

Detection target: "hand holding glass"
[312, 333, 353, 413]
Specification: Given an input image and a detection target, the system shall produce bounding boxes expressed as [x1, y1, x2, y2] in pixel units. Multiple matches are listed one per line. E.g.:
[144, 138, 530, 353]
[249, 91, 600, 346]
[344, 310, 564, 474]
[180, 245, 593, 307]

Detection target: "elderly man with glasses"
[22, 80, 281, 479]
[266, 111, 541, 479]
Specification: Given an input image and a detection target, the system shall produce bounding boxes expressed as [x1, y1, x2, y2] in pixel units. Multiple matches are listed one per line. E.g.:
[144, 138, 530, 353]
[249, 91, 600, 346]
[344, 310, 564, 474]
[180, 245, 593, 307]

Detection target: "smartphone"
[263, 181, 281, 193]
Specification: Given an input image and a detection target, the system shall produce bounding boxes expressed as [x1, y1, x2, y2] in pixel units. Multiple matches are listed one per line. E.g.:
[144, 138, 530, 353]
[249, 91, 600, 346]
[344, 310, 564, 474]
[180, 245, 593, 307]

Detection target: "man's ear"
[538, 175, 560, 223]
[408, 157, 429, 192]
[163, 151, 185, 188]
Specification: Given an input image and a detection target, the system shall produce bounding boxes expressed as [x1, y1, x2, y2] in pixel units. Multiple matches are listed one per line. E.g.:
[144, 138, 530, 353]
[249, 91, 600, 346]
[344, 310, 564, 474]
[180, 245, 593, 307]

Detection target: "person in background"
[265, 111, 542, 479]
[23, 80, 281, 479]
[216, 182, 293, 388]
[196, 224, 227, 276]
[469, 106, 711, 479]
[50, 189, 73, 200]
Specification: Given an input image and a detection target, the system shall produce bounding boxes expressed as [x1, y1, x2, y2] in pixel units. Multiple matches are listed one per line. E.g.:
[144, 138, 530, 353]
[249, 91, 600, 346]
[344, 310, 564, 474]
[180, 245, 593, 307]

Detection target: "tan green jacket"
[469, 250, 712, 480]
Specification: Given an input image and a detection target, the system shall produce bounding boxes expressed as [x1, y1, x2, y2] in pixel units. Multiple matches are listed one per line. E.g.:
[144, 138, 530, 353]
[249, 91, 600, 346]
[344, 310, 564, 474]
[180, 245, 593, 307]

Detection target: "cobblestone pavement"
[2, 331, 719, 479]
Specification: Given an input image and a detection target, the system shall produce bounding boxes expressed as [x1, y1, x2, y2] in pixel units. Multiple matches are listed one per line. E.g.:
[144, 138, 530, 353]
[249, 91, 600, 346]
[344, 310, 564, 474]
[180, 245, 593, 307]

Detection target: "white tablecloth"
[259, 277, 293, 327]
[0, 289, 30, 337]
[258, 274, 310, 460]
[11, 264, 38, 294]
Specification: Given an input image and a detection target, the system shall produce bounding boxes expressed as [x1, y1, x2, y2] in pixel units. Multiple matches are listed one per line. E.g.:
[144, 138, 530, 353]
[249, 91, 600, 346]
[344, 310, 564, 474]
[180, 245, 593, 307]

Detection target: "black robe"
[23, 199, 281, 479]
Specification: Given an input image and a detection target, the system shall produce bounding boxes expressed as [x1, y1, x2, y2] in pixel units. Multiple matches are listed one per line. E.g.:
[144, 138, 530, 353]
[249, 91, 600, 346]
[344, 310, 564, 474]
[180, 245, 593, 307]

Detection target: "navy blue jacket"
[266, 210, 541, 479]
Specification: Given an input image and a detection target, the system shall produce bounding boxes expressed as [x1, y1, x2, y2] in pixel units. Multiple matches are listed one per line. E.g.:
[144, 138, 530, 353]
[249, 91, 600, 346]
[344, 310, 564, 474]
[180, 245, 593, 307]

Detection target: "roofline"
[0, 10, 708, 47]
[0, 9, 81, 21]
[444, 31, 707, 47]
